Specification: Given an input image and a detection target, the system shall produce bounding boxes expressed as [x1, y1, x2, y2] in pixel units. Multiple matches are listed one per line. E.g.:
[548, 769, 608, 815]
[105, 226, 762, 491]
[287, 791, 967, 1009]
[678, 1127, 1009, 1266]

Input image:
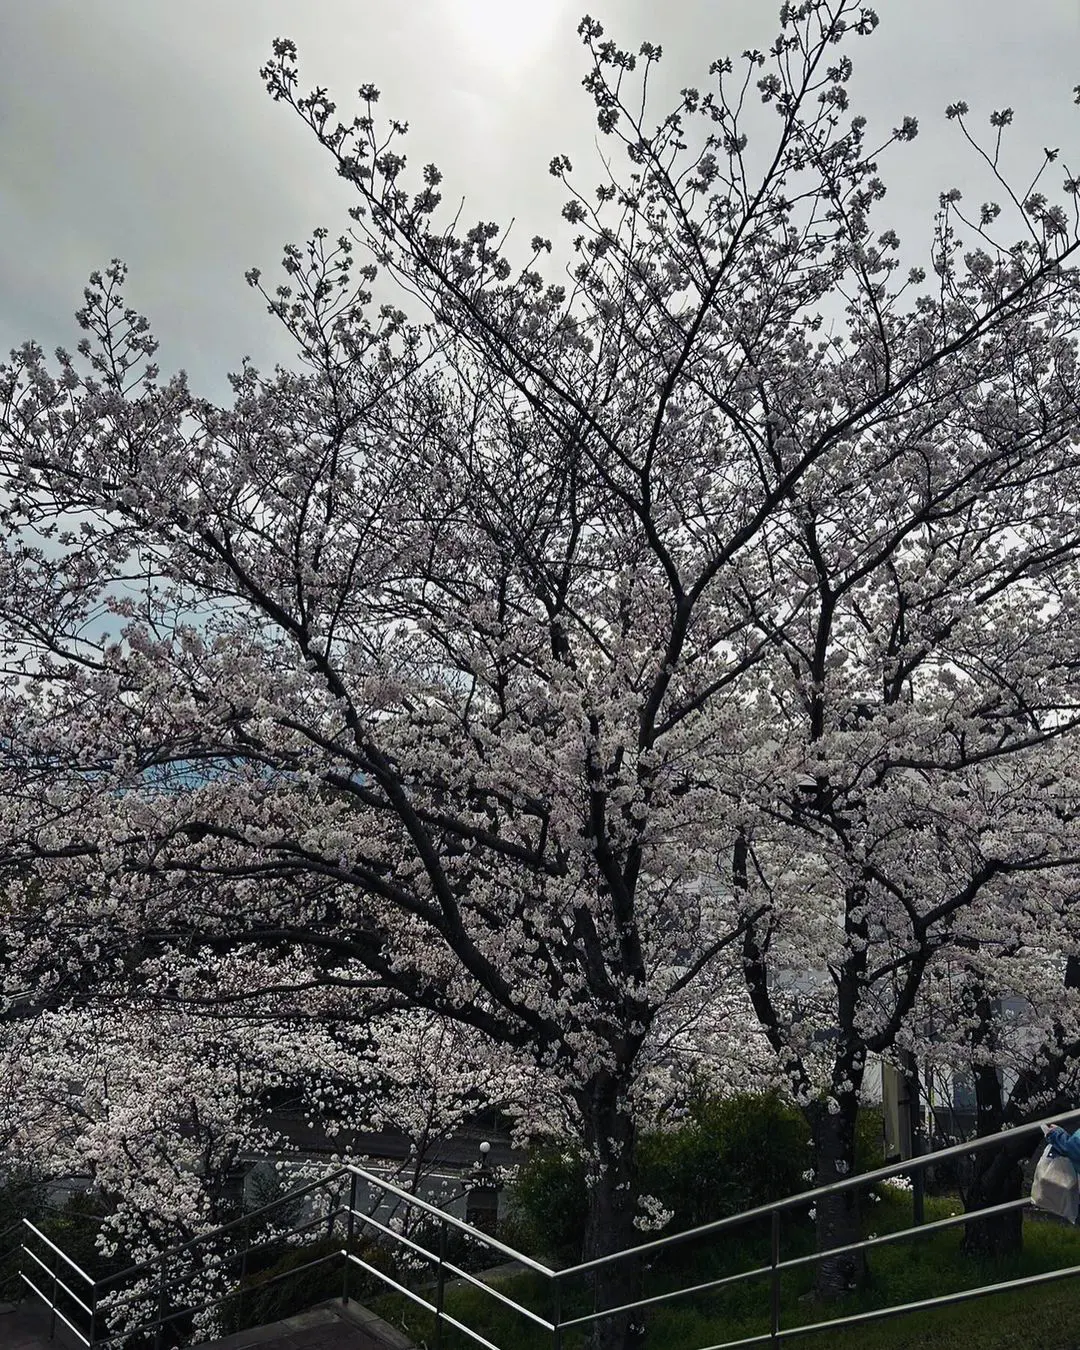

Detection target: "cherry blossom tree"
[900, 915, 1080, 1259]
[734, 638, 1080, 1285]
[0, 998, 294, 1339]
[1, 0, 1079, 1340]
[0, 995, 539, 1338]
[317, 1008, 539, 1222]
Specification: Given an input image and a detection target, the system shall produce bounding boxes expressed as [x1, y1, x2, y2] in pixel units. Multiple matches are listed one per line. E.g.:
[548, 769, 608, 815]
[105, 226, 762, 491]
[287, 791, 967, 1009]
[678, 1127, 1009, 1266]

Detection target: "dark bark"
[898, 1050, 926, 1225]
[960, 1060, 1025, 1258]
[953, 954, 1080, 1259]
[810, 1095, 865, 1298]
[960, 1146, 1024, 1258]
[955, 979, 1025, 1258]
[580, 1072, 645, 1350]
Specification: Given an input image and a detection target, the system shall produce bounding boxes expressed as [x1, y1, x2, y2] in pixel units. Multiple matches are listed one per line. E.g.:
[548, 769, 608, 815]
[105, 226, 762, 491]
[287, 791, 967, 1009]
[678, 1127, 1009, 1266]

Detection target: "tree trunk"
[811, 1096, 865, 1298]
[960, 1146, 1024, 1259]
[960, 1063, 1024, 1259]
[580, 1072, 645, 1350]
[958, 956, 1080, 1258]
[956, 980, 1026, 1260]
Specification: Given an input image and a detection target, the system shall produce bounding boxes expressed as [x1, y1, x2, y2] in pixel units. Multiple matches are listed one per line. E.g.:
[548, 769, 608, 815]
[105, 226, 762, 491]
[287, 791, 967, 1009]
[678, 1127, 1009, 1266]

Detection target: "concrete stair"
[188, 1299, 415, 1350]
[0, 1297, 413, 1350]
[0, 1298, 88, 1349]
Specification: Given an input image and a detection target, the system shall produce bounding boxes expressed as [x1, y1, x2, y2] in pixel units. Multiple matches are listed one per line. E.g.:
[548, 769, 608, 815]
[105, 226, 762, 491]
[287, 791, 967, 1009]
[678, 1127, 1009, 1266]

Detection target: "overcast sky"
[1, 0, 1077, 399]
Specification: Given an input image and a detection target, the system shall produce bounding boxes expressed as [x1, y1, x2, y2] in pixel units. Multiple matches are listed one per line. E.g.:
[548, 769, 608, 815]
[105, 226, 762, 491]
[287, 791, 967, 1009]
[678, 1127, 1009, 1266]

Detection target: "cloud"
[1, 0, 1075, 398]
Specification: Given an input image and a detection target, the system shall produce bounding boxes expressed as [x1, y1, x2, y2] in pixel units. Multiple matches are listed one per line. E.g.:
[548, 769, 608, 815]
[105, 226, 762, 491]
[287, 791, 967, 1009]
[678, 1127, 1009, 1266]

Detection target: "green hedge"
[0, 1168, 45, 1301]
[507, 1092, 825, 1262]
[503, 1144, 587, 1261]
[856, 1105, 885, 1174]
[639, 1091, 813, 1229]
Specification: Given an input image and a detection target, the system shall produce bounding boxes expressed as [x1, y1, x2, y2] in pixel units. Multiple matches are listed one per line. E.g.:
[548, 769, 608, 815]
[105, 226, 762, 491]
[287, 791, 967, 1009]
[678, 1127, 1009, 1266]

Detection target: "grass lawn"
[371, 1189, 1080, 1350]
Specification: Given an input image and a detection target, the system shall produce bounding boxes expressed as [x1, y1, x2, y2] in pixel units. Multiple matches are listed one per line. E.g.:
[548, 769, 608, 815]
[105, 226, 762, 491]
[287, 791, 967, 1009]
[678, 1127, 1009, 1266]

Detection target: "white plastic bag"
[1031, 1146, 1079, 1223]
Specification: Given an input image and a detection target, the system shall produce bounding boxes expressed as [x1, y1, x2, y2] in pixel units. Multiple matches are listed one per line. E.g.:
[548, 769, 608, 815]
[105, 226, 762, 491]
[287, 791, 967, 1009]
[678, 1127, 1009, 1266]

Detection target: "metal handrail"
[341, 1159, 556, 1275]
[438, 1307, 506, 1350]
[102, 1205, 351, 1316]
[561, 1107, 1080, 1276]
[437, 1253, 557, 1333]
[553, 1109, 1080, 1346]
[556, 1194, 1031, 1332]
[95, 1165, 352, 1288]
[334, 1204, 438, 1269]
[775, 1195, 1031, 1272]
[558, 1260, 775, 1331]
[19, 1270, 92, 1346]
[89, 1157, 548, 1346]
[22, 1244, 95, 1315]
[97, 1250, 347, 1346]
[761, 1260, 1080, 1346]
[14, 1108, 1080, 1350]
[22, 1218, 97, 1285]
[345, 1249, 439, 1314]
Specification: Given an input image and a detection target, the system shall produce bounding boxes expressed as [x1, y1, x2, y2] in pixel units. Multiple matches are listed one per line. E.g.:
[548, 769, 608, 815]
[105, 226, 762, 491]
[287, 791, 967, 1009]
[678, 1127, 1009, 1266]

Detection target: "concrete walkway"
[189, 1300, 414, 1350]
[0, 1297, 413, 1350]
[0, 1298, 86, 1349]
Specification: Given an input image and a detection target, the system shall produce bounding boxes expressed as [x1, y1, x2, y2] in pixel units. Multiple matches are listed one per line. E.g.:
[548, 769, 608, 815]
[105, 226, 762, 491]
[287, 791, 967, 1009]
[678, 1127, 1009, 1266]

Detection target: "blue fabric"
[1047, 1127, 1080, 1168]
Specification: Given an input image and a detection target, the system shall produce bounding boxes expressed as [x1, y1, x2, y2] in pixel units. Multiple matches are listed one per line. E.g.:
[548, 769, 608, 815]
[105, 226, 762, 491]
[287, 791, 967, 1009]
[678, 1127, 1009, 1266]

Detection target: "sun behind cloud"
[442, 0, 569, 70]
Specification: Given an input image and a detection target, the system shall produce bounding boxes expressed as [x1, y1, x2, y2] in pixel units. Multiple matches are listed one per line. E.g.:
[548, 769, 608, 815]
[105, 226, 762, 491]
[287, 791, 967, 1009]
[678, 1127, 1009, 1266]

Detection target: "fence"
[8, 1108, 1080, 1348]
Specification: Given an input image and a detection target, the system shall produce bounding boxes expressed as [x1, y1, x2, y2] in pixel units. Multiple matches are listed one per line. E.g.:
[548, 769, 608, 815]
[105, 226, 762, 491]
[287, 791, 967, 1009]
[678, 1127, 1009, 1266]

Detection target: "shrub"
[503, 1145, 588, 1262]
[638, 1092, 813, 1231]
[0, 1166, 44, 1231]
[410, 1213, 503, 1276]
[0, 1167, 45, 1301]
[855, 1105, 885, 1175]
[508, 1093, 817, 1260]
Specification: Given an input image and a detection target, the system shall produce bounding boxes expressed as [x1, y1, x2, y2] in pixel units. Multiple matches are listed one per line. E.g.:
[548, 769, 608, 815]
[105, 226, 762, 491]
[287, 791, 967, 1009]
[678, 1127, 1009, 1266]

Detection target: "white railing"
[9, 1108, 1080, 1348]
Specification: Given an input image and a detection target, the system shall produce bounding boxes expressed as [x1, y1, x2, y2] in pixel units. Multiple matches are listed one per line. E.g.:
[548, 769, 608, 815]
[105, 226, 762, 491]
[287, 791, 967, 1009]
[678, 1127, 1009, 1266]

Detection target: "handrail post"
[88, 1280, 98, 1350]
[433, 1216, 447, 1350]
[49, 1242, 59, 1341]
[154, 1251, 167, 1350]
[237, 1214, 250, 1332]
[906, 1050, 926, 1225]
[770, 1209, 781, 1348]
[913, 1159, 926, 1226]
[552, 1271, 563, 1350]
[342, 1173, 358, 1305]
